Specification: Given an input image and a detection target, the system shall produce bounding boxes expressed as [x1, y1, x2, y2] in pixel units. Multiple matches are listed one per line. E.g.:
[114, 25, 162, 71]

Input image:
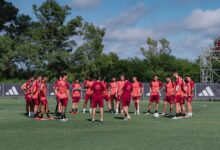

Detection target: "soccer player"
[31, 75, 42, 119]
[186, 75, 195, 117]
[71, 79, 81, 114]
[131, 76, 143, 115]
[53, 76, 62, 116]
[115, 75, 125, 114]
[172, 71, 184, 119]
[121, 78, 132, 120]
[82, 76, 94, 114]
[180, 79, 187, 117]
[91, 76, 105, 122]
[161, 76, 175, 116]
[146, 75, 163, 115]
[39, 75, 53, 120]
[21, 77, 34, 117]
[57, 73, 70, 121]
[109, 77, 117, 112]
[101, 78, 113, 113]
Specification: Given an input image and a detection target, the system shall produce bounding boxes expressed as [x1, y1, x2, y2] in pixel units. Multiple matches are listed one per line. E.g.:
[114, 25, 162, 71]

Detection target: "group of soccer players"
[21, 71, 195, 122]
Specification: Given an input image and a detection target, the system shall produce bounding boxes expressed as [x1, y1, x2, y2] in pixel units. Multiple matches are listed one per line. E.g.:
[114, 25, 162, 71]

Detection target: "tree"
[0, 0, 18, 30]
[71, 22, 105, 79]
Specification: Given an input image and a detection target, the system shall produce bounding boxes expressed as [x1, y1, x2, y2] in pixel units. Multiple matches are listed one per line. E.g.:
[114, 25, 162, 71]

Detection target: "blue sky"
[7, 0, 220, 60]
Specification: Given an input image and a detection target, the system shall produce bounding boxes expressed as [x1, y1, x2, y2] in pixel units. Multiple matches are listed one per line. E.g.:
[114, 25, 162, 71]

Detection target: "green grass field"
[0, 99, 220, 150]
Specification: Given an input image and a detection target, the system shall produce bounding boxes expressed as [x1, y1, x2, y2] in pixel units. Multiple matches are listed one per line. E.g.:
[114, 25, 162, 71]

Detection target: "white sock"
[137, 109, 139, 114]
[31, 112, 34, 117]
[83, 108, 86, 112]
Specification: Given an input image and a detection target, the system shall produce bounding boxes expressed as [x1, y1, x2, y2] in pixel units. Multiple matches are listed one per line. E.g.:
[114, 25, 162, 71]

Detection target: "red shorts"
[72, 97, 80, 103]
[116, 94, 121, 101]
[187, 96, 193, 103]
[122, 100, 130, 107]
[132, 96, 140, 101]
[56, 95, 60, 103]
[103, 95, 110, 101]
[164, 96, 174, 104]
[150, 95, 160, 104]
[175, 95, 181, 103]
[85, 94, 92, 102]
[25, 94, 32, 105]
[92, 94, 104, 108]
[32, 98, 39, 106]
[40, 99, 48, 106]
[180, 96, 186, 105]
[60, 98, 68, 107]
[110, 94, 116, 101]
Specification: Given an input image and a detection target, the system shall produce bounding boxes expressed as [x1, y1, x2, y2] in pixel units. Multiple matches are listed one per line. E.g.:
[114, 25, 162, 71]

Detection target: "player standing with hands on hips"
[146, 75, 163, 116]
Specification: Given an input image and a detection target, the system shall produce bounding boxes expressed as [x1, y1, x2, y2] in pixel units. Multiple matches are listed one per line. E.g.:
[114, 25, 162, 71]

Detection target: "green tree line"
[0, 0, 201, 83]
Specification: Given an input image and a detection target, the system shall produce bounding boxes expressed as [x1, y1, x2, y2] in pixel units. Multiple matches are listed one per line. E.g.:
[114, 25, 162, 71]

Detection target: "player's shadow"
[113, 116, 124, 120]
[20, 113, 28, 117]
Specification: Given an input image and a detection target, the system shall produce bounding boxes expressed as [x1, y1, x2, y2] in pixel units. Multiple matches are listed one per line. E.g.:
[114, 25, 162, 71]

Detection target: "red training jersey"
[150, 80, 163, 96]
[165, 81, 175, 96]
[84, 80, 94, 95]
[131, 81, 142, 97]
[72, 83, 81, 97]
[186, 80, 195, 96]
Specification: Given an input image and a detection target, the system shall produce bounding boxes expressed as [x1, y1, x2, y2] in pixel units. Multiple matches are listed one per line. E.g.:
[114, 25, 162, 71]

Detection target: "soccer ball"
[153, 113, 160, 118]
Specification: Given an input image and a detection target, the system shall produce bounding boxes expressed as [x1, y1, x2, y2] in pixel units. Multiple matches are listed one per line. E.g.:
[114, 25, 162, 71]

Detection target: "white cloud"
[171, 34, 213, 59]
[185, 8, 220, 30]
[70, 0, 101, 9]
[105, 2, 147, 29]
[103, 4, 220, 60]
[105, 28, 156, 43]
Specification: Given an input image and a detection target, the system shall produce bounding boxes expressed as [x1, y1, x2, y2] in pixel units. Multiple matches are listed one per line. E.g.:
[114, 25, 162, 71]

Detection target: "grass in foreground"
[0, 99, 220, 150]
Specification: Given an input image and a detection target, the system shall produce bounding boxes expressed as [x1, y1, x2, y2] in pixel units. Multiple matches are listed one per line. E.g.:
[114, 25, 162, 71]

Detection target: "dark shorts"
[92, 99, 104, 108]
[180, 96, 186, 105]
[85, 94, 92, 102]
[150, 95, 160, 104]
[122, 100, 131, 107]
[72, 97, 80, 103]
[132, 96, 140, 101]
[40, 98, 48, 106]
[164, 96, 174, 104]
[25, 94, 32, 105]
[187, 96, 193, 103]
[175, 95, 181, 104]
[56, 96, 60, 103]
[60, 98, 68, 107]
[110, 94, 116, 101]
[116, 94, 121, 102]
[32, 98, 39, 106]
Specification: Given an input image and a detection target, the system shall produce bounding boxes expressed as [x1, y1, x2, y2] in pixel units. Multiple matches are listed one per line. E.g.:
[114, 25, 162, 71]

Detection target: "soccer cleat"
[40, 118, 47, 121]
[127, 115, 131, 120]
[123, 117, 128, 121]
[100, 118, 103, 122]
[137, 112, 140, 116]
[133, 111, 137, 115]
[92, 118, 95, 122]
[60, 118, 68, 122]
[172, 116, 178, 120]
[83, 108, 86, 114]
[145, 112, 150, 115]
[161, 113, 166, 116]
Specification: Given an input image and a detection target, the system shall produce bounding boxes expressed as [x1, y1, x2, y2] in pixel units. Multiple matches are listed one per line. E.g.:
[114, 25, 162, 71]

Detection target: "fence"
[0, 83, 220, 100]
